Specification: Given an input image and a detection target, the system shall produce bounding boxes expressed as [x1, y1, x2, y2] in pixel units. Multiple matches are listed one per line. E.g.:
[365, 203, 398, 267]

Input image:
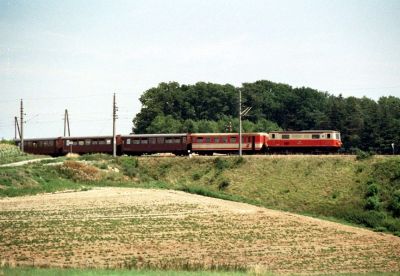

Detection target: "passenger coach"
[190, 133, 268, 155]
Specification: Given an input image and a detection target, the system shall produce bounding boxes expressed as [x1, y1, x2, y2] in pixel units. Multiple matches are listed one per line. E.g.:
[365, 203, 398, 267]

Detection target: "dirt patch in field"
[0, 187, 399, 274]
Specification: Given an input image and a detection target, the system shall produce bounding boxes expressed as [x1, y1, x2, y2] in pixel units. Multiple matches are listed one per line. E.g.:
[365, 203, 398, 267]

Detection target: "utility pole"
[14, 116, 21, 140]
[239, 89, 242, 156]
[20, 99, 24, 152]
[64, 109, 71, 137]
[112, 93, 118, 157]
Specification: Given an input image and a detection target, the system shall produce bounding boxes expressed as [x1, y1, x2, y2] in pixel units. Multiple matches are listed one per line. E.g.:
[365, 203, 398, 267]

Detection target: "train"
[14, 130, 342, 156]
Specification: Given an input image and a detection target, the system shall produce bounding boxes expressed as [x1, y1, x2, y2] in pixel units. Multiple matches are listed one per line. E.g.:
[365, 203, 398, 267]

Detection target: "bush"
[366, 183, 379, 197]
[342, 210, 386, 229]
[218, 179, 230, 190]
[214, 158, 229, 171]
[365, 196, 380, 211]
[356, 149, 374, 160]
[389, 190, 400, 217]
[58, 161, 101, 182]
[117, 157, 139, 177]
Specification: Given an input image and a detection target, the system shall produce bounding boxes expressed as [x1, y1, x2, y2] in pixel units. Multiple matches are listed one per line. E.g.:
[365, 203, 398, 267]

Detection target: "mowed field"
[0, 188, 399, 274]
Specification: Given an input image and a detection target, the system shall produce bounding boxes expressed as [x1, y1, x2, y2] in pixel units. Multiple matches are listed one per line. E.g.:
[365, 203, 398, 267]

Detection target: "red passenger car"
[61, 136, 121, 155]
[121, 134, 189, 155]
[190, 133, 268, 155]
[267, 130, 342, 153]
[15, 137, 62, 156]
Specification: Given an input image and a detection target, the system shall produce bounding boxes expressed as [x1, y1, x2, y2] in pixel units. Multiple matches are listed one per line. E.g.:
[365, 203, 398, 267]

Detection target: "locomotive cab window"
[327, 134, 331, 139]
[271, 134, 276, 139]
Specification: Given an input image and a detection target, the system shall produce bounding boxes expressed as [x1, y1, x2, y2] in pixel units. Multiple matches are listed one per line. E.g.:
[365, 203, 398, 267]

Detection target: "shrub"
[117, 157, 139, 177]
[218, 179, 230, 190]
[365, 196, 380, 211]
[366, 183, 379, 197]
[389, 190, 400, 217]
[58, 161, 101, 182]
[356, 149, 374, 160]
[192, 172, 202, 181]
[214, 157, 229, 171]
[342, 210, 386, 229]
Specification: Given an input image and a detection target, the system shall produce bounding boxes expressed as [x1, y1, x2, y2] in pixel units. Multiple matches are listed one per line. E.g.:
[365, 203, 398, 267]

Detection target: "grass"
[0, 144, 46, 165]
[0, 267, 246, 276]
[2, 267, 400, 276]
[1, 154, 400, 235]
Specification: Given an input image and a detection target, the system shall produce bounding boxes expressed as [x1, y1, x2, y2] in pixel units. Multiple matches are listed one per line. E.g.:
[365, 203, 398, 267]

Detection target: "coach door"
[252, 136, 256, 152]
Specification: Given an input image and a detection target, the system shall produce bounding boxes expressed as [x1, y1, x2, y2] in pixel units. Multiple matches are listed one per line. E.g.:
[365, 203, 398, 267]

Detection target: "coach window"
[33, 142, 37, 148]
[141, 139, 148, 144]
[149, 138, 156, 144]
[222, 137, 227, 143]
[312, 134, 320, 139]
[197, 137, 203, 143]
[106, 139, 111, 145]
[282, 135, 290, 139]
[126, 138, 131, 145]
[327, 134, 331, 139]
[242, 137, 246, 143]
[157, 137, 164, 144]
[271, 134, 276, 139]
[85, 139, 91, 145]
[48, 141, 54, 146]
[214, 137, 220, 143]
[78, 140, 84, 146]
[132, 139, 140, 144]
[92, 140, 98, 145]
[182, 137, 187, 144]
[205, 137, 211, 143]
[98, 140, 105, 145]
[230, 137, 237, 143]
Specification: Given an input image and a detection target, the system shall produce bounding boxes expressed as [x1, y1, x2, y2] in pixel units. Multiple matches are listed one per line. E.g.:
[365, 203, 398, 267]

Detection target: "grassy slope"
[0, 143, 47, 165]
[0, 154, 399, 234]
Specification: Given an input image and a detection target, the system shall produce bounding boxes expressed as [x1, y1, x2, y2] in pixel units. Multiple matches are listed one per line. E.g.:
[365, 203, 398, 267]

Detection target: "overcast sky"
[1, 0, 400, 139]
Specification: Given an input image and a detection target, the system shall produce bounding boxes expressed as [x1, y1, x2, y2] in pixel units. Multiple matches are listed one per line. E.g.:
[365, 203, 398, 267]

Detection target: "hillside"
[1, 187, 399, 274]
[0, 153, 399, 236]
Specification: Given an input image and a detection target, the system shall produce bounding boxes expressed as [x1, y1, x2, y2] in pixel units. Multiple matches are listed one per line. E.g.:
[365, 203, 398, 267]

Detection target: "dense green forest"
[132, 80, 400, 153]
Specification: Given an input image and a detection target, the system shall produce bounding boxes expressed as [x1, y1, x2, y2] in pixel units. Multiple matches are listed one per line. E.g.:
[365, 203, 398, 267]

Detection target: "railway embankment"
[0, 149, 399, 235]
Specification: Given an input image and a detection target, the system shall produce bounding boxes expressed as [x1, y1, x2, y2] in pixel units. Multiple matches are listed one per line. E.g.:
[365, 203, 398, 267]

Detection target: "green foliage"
[366, 182, 379, 197]
[356, 149, 374, 160]
[365, 196, 380, 211]
[218, 179, 230, 190]
[389, 190, 400, 217]
[117, 156, 139, 177]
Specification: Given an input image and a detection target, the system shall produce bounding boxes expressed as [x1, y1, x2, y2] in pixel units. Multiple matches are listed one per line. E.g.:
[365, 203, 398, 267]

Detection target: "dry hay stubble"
[0, 187, 399, 274]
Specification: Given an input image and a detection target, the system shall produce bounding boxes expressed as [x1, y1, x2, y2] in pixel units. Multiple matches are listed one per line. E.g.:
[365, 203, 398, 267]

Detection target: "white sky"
[1, 0, 400, 139]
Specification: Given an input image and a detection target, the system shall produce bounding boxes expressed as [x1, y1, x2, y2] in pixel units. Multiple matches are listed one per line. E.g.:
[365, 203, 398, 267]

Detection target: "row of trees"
[132, 81, 400, 153]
